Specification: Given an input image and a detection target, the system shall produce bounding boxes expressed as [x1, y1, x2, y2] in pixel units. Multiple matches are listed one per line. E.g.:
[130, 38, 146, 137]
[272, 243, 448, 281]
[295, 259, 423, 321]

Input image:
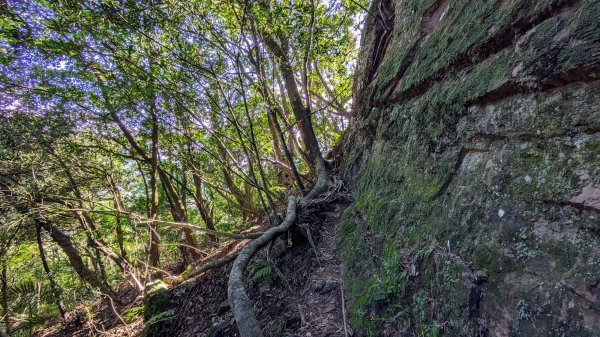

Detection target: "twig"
[272, 263, 306, 328]
[301, 224, 321, 267]
[138, 219, 265, 239]
[182, 249, 241, 282]
[340, 281, 349, 337]
[104, 294, 131, 337]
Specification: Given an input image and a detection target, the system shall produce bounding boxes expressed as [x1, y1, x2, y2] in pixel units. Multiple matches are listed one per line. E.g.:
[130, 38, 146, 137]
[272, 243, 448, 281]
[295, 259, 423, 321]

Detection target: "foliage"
[0, 0, 366, 333]
[124, 305, 145, 324]
[248, 258, 274, 285]
[145, 309, 176, 326]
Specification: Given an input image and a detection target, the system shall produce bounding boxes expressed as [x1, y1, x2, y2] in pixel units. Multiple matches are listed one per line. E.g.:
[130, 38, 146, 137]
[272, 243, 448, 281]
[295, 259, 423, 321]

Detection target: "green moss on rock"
[341, 0, 600, 335]
[143, 280, 176, 336]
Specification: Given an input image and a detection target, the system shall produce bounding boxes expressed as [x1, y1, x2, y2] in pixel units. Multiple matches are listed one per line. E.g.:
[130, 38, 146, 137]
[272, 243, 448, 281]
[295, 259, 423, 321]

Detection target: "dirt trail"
[295, 201, 350, 337]
[244, 191, 351, 337]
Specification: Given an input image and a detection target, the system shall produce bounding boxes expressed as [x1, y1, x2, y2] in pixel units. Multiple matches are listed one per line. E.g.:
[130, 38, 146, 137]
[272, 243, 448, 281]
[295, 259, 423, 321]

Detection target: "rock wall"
[339, 0, 600, 336]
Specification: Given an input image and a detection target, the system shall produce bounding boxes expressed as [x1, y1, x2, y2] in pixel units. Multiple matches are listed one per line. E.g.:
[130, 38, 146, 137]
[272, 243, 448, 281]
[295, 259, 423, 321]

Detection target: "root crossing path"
[232, 190, 353, 337]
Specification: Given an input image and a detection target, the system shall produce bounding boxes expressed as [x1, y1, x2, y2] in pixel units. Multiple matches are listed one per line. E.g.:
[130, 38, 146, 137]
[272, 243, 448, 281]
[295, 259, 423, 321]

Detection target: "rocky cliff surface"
[340, 0, 600, 335]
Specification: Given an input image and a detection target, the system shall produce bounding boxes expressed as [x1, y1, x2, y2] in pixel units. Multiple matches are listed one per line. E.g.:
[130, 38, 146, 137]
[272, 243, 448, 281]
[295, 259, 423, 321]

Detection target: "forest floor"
[34, 184, 352, 337]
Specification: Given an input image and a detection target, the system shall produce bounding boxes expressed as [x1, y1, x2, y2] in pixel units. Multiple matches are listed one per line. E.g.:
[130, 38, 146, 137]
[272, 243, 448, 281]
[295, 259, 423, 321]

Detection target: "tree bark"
[40, 197, 143, 290]
[247, 36, 306, 192]
[228, 197, 297, 337]
[275, 67, 310, 166]
[261, 33, 324, 170]
[38, 218, 120, 302]
[36, 224, 66, 319]
[0, 184, 120, 302]
[148, 102, 162, 281]
[192, 173, 217, 242]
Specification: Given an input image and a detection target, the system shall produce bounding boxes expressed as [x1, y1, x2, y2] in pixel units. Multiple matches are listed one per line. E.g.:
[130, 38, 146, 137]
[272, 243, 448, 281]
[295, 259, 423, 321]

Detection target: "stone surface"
[340, 0, 600, 336]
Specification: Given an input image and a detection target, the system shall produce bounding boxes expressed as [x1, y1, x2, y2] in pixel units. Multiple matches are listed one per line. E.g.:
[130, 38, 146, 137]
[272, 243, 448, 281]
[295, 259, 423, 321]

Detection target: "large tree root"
[302, 158, 330, 204]
[227, 197, 297, 337]
[228, 159, 330, 337]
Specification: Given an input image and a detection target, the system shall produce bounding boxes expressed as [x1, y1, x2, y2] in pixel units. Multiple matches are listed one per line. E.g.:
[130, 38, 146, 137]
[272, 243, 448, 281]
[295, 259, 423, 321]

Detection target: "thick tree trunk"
[262, 34, 324, 171]
[39, 218, 119, 302]
[248, 40, 306, 192]
[266, 109, 285, 164]
[0, 184, 120, 302]
[148, 105, 162, 280]
[275, 63, 312, 168]
[36, 224, 66, 319]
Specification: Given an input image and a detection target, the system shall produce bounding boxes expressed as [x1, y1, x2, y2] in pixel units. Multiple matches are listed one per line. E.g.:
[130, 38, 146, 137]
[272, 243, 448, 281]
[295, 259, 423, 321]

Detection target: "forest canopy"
[0, 0, 365, 334]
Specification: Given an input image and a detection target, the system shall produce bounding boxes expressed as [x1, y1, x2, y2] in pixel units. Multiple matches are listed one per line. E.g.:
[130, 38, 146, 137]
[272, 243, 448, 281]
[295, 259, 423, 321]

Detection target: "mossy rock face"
[143, 280, 177, 337]
[144, 280, 172, 321]
[341, 0, 600, 335]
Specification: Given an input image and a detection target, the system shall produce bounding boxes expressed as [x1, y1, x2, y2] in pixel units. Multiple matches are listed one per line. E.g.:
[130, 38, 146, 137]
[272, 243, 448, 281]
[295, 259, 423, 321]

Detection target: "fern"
[12, 313, 54, 333]
[8, 281, 37, 313]
[8, 280, 58, 313]
[7, 280, 35, 300]
[248, 259, 273, 285]
[124, 305, 145, 323]
[146, 309, 176, 326]
[249, 265, 273, 284]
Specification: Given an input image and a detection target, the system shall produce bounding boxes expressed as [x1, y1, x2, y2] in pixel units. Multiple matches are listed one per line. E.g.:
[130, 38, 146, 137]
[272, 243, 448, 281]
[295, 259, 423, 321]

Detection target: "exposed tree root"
[302, 158, 330, 204]
[228, 158, 331, 337]
[175, 239, 255, 283]
[228, 197, 298, 337]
